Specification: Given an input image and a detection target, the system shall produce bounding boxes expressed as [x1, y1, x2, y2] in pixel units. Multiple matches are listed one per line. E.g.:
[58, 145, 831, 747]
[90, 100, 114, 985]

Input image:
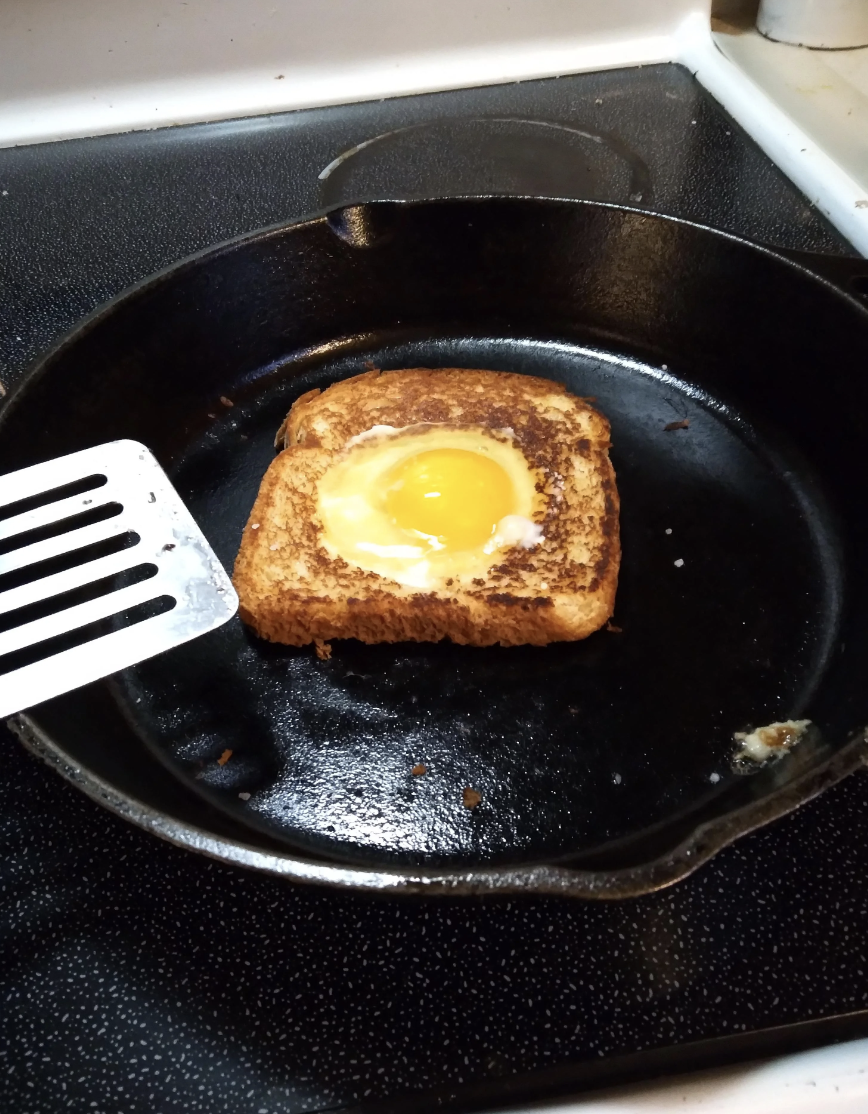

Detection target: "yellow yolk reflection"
[384, 448, 515, 550]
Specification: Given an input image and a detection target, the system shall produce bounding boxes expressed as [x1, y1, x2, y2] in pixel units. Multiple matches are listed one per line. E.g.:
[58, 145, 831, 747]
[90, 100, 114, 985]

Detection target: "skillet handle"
[767, 245, 868, 304]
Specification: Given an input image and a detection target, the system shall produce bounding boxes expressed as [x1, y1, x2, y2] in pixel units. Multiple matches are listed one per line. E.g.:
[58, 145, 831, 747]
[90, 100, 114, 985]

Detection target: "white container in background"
[757, 0, 868, 49]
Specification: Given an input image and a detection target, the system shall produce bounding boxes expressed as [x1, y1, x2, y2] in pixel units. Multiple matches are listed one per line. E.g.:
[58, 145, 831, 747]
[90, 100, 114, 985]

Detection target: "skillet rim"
[9, 712, 868, 897]
[2, 194, 866, 428]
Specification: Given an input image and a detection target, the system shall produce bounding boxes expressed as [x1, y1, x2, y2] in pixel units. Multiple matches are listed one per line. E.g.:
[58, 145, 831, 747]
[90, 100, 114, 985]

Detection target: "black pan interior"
[2, 199, 866, 872]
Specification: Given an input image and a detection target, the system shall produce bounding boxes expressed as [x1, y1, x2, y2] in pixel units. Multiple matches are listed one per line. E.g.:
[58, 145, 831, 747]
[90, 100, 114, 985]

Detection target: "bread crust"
[234, 368, 620, 647]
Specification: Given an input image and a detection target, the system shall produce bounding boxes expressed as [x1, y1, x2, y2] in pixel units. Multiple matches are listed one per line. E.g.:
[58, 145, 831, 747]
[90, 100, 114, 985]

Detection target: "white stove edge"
[498, 1035, 868, 1113]
[0, 0, 703, 149]
[0, 3, 866, 253]
[679, 14, 868, 256]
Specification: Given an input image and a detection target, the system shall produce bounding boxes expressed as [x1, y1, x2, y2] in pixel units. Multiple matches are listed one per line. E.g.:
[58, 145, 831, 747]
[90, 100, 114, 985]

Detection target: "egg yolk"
[383, 448, 515, 550]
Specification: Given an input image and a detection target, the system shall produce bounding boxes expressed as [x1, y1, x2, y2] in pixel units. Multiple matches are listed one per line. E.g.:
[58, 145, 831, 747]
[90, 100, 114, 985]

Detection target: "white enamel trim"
[677, 14, 868, 255]
[498, 1036, 868, 1112]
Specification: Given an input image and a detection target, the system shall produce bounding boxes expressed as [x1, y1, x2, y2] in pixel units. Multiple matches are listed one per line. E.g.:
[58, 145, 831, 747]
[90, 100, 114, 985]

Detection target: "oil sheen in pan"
[111, 334, 844, 870]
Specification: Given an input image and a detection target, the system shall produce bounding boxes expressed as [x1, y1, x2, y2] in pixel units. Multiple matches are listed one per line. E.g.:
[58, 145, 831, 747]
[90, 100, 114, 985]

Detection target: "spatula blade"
[0, 440, 238, 718]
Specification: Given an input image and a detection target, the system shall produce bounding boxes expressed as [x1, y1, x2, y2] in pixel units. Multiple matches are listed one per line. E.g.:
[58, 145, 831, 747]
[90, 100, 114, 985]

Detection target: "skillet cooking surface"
[2, 199, 867, 882]
[111, 338, 840, 866]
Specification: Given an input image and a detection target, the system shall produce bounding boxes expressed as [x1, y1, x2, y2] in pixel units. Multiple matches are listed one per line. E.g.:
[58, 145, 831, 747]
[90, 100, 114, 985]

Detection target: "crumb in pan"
[463, 787, 482, 809]
[733, 719, 812, 770]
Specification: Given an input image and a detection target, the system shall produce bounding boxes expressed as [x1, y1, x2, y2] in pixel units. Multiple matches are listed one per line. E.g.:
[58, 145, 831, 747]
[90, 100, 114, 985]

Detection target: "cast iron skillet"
[4, 198, 868, 897]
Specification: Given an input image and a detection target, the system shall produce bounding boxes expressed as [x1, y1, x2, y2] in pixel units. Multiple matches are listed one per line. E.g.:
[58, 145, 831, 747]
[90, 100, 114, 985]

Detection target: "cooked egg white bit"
[732, 719, 812, 772]
[316, 425, 545, 589]
[484, 515, 544, 554]
[345, 424, 404, 448]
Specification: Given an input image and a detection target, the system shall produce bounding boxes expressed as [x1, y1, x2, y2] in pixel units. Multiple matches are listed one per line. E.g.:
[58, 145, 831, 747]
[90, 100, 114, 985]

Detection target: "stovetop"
[2, 62, 868, 1114]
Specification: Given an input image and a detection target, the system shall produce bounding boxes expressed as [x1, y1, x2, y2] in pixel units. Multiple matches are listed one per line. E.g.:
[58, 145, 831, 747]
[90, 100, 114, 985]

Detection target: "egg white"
[315, 425, 544, 589]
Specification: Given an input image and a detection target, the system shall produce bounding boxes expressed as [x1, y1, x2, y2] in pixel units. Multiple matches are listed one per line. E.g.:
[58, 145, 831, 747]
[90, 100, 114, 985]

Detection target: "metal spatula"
[0, 440, 238, 718]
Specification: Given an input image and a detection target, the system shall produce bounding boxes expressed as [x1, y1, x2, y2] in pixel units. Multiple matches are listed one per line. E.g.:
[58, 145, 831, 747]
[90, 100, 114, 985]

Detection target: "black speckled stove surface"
[2, 63, 868, 1114]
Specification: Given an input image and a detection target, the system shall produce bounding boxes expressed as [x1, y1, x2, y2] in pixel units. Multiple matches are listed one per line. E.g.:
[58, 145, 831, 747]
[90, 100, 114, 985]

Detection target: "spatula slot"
[0, 532, 139, 594]
[0, 501, 123, 556]
[0, 562, 158, 635]
[0, 473, 107, 523]
[0, 593, 176, 678]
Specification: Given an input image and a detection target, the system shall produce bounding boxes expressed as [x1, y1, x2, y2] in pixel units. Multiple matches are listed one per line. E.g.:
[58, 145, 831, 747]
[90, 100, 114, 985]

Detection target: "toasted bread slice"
[233, 368, 619, 647]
